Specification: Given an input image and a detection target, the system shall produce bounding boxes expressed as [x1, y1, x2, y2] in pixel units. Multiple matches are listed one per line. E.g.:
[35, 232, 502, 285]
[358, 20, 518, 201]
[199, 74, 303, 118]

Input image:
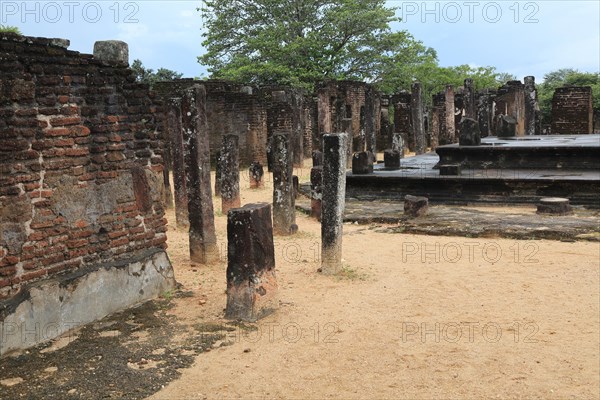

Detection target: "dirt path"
[150, 169, 600, 399]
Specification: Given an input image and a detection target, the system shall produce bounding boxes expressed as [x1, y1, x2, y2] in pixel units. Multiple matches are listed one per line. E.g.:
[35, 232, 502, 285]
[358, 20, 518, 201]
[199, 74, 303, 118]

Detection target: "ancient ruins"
[1, 33, 598, 359]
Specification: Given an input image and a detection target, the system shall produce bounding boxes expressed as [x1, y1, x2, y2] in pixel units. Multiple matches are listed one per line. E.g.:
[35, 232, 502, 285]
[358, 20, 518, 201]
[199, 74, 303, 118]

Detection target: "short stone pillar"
[321, 133, 348, 274]
[249, 161, 264, 188]
[214, 150, 222, 197]
[537, 197, 572, 215]
[167, 97, 189, 228]
[497, 115, 517, 138]
[181, 85, 219, 263]
[310, 166, 323, 221]
[220, 134, 241, 214]
[440, 164, 461, 176]
[404, 195, 429, 217]
[392, 132, 404, 156]
[411, 82, 426, 155]
[93, 40, 128, 65]
[352, 151, 373, 174]
[225, 203, 277, 322]
[459, 118, 481, 146]
[271, 132, 296, 235]
[384, 149, 401, 169]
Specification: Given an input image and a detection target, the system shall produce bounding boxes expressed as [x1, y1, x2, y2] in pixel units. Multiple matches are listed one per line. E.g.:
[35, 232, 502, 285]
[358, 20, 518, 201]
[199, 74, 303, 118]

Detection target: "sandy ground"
[150, 164, 600, 399]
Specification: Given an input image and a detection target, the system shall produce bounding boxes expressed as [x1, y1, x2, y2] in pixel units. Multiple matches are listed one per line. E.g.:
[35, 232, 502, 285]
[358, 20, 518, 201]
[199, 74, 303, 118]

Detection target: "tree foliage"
[199, 0, 435, 89]
[130, 59, 183, 86]
[0, 25, 21, 34]
[538, 68, 600, 124]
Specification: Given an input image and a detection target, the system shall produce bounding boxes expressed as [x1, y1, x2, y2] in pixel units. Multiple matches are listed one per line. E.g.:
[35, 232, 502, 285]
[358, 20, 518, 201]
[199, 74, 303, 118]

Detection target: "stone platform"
[436, 135, 600, 170]
[344, 135, 600, 208]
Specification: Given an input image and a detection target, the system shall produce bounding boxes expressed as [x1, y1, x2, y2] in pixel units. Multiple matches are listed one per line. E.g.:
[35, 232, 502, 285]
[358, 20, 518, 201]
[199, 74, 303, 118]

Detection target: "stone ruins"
[1, 33, 598, 353]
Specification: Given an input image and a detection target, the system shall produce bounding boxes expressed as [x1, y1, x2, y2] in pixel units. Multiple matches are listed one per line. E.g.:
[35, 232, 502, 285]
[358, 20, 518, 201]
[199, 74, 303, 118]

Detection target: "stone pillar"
[312, 150, 323, 167]
[365, 87, 377, 157]
[249, 161, 264, 189]
[181, 85, 219, 263]
[310, 166, 323, 220]
[225, 203, 277, 322]
[321, 133, 348, 274]
[384, 150, 401, 169]
[410, 82, 426, 155]
[459, 118, 481, 146]
[352, 151, 373, 174]
[341, 117, 353, 167]
[497, 115, 517, 137]
[524, 76, 538, 136]
[478, 89, 492, 138]
[93, 40, 128, 64]
[167, 97, 189, 228]
[404, 195, 429, 217]
[271, 131, 296, 235]
[214, 150, 222, 197]
[444, 85, 456, 144]
[463, 78, 476, 119]
[220, 134, 241, 214]
[392, 132, 404, 156]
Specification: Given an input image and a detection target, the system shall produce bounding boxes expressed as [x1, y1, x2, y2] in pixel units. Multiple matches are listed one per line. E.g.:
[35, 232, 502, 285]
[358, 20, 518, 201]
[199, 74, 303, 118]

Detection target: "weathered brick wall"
[494, 80, 525, 136]
[551, 86, 593, 134]
[0, 34, 167, 300]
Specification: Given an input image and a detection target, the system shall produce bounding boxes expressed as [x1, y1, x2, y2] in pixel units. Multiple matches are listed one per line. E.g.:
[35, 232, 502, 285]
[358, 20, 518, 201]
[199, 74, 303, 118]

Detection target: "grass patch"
[335, 265, 368, 281]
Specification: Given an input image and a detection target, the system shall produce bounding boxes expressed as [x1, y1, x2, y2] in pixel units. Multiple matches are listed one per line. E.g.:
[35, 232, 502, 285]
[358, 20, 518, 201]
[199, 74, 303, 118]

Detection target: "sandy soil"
[150, 165, 600, 399]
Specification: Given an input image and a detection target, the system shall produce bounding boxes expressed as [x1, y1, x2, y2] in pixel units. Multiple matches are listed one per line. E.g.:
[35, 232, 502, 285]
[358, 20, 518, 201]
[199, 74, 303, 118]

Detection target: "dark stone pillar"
[404, 195, 429, 217]
[478, 89, 492, 138]
[214, 150, 222, 197]
[271, 131, 296, 235]
[537, 197, 572, 215]
[220, 134, 241, 214]
[167, 97, 189, 228]
[384, 150, 401, 169]
[410, 82, 426, 154]
[463, 78, 476, 119]
[249, 161, 264, 189]
[181, 85, 219, 263]
[225, 203, 277, 322]
[443, 85, 456, 144]
[292, 175, 299, 199]
[321, 133, 348, 274]
[497, 115, 517, 137]
[459, 118, 481, 146]
[161, 132, 174, 209]
[312, 150, 323, 167]
[310, 166, 323, 220]
[524, 76, 538, 136]
[352, 151, 373, 174]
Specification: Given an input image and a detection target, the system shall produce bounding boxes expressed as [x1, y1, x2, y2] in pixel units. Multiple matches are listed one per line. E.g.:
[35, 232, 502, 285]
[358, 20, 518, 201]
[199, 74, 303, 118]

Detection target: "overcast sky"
[3, 0, 599, 82]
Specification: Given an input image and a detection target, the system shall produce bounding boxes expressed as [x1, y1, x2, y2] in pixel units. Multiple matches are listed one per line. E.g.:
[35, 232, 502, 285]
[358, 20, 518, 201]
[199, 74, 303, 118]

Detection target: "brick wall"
[551, 86, 593, 134]
[0, 34, 167, 300]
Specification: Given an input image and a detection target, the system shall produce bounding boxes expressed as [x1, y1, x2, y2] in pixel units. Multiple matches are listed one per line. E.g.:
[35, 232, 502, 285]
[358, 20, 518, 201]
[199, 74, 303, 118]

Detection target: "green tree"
[130, 59, 183, 86]
[198, 0, 434, 90]
[538, 68, 600, 124]
[0, 25, 21, 34]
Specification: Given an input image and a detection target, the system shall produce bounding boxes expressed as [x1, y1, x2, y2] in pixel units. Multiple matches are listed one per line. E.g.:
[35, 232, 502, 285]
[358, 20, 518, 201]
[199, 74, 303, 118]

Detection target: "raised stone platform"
[344, 136, 600, 208]
[436, 135, 600, 170]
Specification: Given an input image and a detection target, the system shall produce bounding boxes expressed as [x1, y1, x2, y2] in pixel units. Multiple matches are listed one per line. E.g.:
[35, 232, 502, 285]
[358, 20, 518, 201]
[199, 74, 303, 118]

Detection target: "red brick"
[70, 126, 90, 137]
[110, 237, 129, 247]
[0, 266, 16, 277]
[64, 148, 89, 157]
[67, 239, 88, 249]
[50, 116, 81, 126]
[44, 127, 70, 137]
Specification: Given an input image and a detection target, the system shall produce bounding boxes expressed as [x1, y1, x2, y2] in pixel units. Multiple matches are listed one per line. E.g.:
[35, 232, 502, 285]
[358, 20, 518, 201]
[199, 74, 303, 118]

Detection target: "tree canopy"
[131, 59, 183, 86]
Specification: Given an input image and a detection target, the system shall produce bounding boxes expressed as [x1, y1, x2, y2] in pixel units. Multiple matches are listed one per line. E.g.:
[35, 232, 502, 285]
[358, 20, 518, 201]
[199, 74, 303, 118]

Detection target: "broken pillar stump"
[312, 150, 324, 167]
[497, 115, 517, 138]
[439, 164, 461, 176]
[459, 117, 481, 146]
[310, 166, 323, 221]
[225, 203, 277, 322]
[384, 149, 401, 169]
[271, 131, 296, 235]
[352, 151, 373, 174]
[181, 85, 219, 263]
[249, 161, 264, 189]
[404, 195, 429, 218]
[537, 197, 572, 215]
[321, 133, 348, 274]
[220, 134, 241, 214]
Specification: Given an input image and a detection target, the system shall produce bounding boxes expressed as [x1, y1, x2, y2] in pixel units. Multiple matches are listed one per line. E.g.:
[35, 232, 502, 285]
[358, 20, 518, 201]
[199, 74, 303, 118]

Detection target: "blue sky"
[2, 1, 599, 82]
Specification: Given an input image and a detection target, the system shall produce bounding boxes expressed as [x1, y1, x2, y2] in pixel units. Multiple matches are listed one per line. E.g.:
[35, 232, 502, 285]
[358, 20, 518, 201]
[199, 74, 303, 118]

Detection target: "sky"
[2, 0, 599, 82]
